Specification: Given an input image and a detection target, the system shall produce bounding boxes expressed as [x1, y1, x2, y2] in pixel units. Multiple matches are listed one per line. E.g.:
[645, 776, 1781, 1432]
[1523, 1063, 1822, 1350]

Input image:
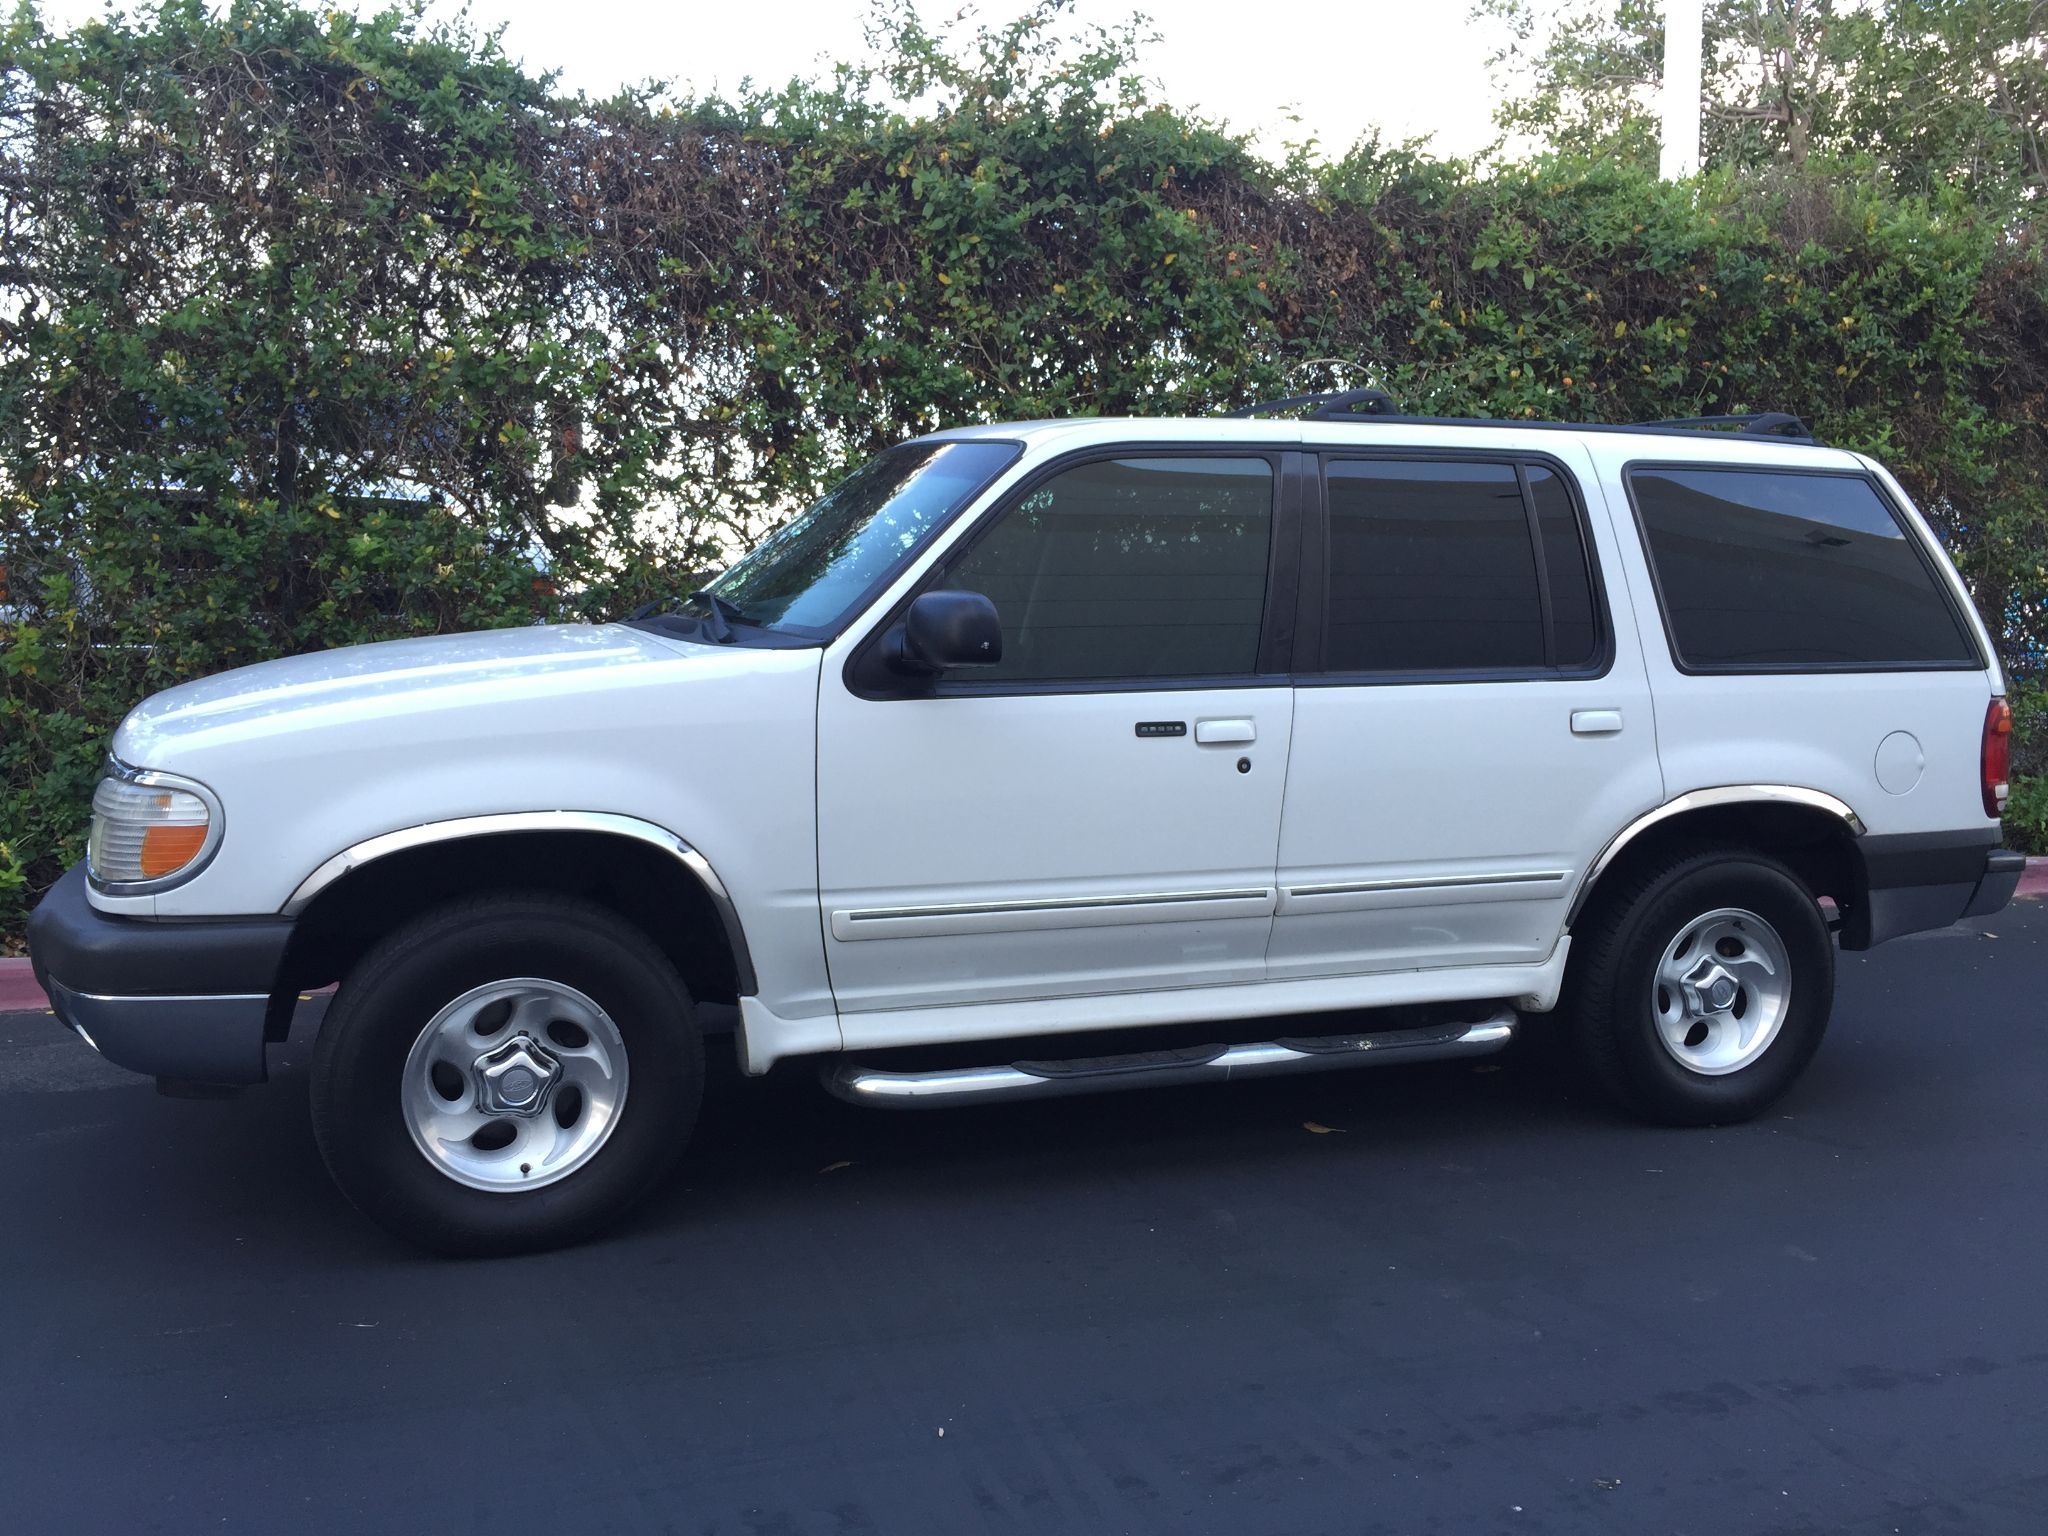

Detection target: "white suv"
[29, 394, 2025, 1253]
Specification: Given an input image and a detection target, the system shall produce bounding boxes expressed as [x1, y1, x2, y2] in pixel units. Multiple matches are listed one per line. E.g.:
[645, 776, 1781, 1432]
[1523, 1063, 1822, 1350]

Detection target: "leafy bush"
[3, 0, 2046, 944]
[2007, 778, 2048, 855]
[2007, 682, 2048, 855]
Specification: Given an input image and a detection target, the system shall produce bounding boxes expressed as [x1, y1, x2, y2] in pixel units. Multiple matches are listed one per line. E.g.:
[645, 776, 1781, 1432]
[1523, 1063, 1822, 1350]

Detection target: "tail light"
[1982, 697, 2012, 818]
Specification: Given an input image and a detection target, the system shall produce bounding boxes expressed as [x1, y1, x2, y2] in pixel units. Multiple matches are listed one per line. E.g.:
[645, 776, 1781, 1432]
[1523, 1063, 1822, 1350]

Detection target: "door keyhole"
[1236, 757, 1252, 774]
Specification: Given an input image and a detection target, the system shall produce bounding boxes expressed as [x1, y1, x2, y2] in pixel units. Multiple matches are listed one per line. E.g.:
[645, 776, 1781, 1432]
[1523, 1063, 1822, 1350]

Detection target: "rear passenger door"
[1268, 445, 1664, 978]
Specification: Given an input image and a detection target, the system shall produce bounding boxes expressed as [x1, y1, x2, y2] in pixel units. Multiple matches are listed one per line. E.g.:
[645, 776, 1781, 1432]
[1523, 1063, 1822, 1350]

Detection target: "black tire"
[1561, 847, 1834, 1126]
[310, 893, 702, 1256]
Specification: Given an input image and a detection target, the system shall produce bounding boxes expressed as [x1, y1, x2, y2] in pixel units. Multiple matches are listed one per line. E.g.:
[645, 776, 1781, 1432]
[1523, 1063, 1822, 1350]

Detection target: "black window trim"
[843, 440, 1306, 701]
[1298, 446, 1617, 687]
[1620, 458, 1988, 677]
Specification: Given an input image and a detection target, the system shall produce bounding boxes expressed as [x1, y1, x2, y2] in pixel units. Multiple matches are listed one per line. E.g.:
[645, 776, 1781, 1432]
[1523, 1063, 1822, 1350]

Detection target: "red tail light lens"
[1982, 697, 2012, 818]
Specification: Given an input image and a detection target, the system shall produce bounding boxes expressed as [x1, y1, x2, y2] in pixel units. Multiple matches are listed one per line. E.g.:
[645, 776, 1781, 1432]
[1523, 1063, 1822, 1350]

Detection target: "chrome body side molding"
[1286, 870, 1569, 900]
[830, 886, 1276, 941]
[281, 810, 757, 995]
[1566, 785, 1867, 927]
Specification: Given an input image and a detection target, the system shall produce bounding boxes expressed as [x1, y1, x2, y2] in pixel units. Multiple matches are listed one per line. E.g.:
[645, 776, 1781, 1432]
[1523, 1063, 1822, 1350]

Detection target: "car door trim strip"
[842, 886, 1275, 923]
[1285, 870, 1571, 898]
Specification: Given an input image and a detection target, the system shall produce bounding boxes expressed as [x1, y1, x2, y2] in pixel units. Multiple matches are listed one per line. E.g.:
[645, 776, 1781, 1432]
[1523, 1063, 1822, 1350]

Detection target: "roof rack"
[1631, 411, 1815, 441]
[1216, 392, 1824, 445]
[1226, 388, 1398, 421]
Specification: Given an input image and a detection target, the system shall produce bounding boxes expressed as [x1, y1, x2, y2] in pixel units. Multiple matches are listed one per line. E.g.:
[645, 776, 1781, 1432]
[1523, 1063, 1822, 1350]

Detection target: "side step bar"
[822, 1008, 1518, 1108]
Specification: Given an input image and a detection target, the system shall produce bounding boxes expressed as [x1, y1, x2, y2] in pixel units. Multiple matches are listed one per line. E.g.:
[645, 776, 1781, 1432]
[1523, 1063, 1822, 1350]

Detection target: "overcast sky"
[38, 0, 1521, 158]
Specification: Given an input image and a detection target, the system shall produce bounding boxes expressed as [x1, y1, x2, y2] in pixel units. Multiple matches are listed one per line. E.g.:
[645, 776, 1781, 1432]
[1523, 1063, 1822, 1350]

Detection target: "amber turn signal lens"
[140, 822, 210, 877]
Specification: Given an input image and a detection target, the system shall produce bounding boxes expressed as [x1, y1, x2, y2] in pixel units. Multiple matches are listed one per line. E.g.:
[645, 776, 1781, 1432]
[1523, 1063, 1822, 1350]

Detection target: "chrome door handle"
[1570, 709, 1624, 736]
[1195, 718, 1256, 745]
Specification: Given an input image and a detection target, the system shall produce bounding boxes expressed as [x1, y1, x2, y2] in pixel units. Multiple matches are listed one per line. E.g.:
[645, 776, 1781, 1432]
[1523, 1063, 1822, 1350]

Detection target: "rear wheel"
[1563, 849, 1833, 1125]
[310, 894, 701, 1255]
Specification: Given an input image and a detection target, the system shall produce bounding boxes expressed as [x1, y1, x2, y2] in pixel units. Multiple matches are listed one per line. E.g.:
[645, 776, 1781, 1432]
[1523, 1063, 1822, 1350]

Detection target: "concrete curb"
[5, 857, 2047, 1016]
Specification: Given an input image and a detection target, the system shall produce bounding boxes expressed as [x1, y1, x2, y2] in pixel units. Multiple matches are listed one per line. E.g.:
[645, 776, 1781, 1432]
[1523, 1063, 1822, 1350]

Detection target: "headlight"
[86, 761, 223, 893]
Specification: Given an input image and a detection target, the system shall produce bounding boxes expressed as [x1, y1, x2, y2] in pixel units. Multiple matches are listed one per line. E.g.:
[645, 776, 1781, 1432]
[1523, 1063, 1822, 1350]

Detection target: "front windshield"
[705, 440, 1019, 635]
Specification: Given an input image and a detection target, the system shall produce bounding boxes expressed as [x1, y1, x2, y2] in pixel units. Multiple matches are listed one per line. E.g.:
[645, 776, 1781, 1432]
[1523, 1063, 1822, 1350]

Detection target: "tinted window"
[941, 457, 1273, 681]
[1324, 460, 1545, 671]
[1530, 466, 1599, 668]
[1630, 468, 1976, 669]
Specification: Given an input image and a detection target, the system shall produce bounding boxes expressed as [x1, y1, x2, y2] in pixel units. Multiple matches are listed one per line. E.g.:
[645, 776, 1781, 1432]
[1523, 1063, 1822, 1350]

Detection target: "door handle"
[1570, 709, 1624, 736]
[1195, 718, 1256, 745]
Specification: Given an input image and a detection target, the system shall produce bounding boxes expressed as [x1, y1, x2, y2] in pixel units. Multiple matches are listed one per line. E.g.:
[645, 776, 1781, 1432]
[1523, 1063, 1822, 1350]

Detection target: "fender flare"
[1565, 785, 1867, 928]
[280, 810, 757, 996]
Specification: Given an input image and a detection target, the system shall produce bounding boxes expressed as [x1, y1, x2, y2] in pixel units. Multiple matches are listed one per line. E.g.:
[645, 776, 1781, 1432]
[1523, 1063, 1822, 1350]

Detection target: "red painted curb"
[0, 959, 50, 1014]
[3, 858, 2044, 1013]
[2019, 859, 2048, 902]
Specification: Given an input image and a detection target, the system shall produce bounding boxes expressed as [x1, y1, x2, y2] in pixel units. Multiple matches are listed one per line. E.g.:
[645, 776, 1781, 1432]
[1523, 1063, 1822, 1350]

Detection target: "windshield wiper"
[624, 589, 751, 643]
[684, 587, 750, 644]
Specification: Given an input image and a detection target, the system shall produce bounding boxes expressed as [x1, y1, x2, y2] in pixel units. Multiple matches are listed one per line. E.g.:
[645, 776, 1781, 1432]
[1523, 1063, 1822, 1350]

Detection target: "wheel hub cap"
[473, 1035, 561, 1116]
[1651, 907, 1793, 1076]
[399, 978, 630, 1192]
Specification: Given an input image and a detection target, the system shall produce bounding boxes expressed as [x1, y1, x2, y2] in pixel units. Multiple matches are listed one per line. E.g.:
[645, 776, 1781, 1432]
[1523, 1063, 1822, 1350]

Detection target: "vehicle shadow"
[24, 992, 1909, 1268]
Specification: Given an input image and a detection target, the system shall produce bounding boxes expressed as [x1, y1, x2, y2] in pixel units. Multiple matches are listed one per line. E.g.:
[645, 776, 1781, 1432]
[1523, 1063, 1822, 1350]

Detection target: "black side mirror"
[894, 590, 1003, 672]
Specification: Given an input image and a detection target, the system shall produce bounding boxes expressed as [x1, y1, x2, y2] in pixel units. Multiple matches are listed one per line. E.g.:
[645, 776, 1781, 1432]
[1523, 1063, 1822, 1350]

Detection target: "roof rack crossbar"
[1226, 388, 1399, 421]
[1632, 411, 1814, 441]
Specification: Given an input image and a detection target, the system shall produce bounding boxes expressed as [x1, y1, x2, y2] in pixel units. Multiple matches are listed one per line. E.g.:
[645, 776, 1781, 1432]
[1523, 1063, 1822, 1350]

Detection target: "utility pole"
[1660, 0, 1705, 179]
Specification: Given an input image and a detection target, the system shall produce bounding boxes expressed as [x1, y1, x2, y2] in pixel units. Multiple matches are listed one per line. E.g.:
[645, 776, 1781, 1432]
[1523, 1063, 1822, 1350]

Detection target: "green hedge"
[2009, 684, 2048, 855]
[3, 0, 2045, 944]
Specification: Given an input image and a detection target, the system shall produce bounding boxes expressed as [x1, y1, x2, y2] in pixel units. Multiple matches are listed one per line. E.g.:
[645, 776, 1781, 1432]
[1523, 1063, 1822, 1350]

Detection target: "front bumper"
[27, 865, 293, 1085]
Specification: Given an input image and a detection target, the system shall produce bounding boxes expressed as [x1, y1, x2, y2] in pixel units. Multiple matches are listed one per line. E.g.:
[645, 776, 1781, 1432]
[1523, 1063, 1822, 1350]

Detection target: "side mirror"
[895, 590, 1003, 672]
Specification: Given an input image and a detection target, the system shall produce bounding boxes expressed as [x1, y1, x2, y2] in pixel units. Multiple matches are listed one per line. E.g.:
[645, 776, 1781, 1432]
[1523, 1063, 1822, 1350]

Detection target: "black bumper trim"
[47, 981, 272, 1085]
[1859, 827, 2003, 891]
[28, 865, 293, 997]
[28, 864, 293, 1084]
[1962, 850, 2027, 919]
[1850, 836, 2023, 947]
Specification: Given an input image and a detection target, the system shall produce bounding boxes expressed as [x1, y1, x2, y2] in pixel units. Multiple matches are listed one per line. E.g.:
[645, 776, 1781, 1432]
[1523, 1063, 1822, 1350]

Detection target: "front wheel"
[1563, 849, 1834, 1126]
[310, 894, 702, 1255]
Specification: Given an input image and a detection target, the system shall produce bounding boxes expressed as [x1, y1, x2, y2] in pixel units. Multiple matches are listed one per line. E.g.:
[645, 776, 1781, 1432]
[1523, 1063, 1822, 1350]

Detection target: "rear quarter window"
[1626, 466, 1979, 671]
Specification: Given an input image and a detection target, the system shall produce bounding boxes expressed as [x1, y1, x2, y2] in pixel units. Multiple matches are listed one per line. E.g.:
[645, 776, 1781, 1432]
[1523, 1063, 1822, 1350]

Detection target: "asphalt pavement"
[3, 898, 2044, 1535]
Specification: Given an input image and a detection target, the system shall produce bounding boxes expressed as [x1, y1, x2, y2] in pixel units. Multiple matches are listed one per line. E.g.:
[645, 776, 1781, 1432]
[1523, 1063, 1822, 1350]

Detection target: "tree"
[1479, 0, 2047, 211]
[1842, 1, 2048, 205]
[4, 0, 2047, 944]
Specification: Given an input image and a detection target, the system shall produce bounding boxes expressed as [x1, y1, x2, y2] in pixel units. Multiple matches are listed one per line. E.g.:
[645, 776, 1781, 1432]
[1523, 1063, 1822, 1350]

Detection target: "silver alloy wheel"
[1650, 907, 1793, 1076]
[400, 978, 629, 1192]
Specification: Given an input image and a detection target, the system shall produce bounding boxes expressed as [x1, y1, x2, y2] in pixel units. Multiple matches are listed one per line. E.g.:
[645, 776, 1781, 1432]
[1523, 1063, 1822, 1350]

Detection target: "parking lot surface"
[3, 897, 2044, 1534]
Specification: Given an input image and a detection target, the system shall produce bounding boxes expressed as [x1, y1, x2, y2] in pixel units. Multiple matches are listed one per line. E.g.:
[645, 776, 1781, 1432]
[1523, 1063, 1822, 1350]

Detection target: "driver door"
[816, 449, 1302, 1016]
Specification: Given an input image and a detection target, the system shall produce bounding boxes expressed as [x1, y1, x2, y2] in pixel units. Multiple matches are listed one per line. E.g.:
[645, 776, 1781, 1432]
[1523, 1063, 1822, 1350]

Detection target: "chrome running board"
[821, 1008, 1517, 1108]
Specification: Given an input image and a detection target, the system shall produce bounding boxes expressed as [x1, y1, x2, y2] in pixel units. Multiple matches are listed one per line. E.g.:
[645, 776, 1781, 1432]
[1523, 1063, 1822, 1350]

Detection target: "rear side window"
[1320, 458, 1604, 674]
[940, 456, 1273, 682]
[1628, 467, 1977, 670]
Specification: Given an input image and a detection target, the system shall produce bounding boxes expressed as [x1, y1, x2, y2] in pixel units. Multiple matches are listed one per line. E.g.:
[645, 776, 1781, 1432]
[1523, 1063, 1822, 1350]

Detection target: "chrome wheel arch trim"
[1566, 785, 1866, 928]
[281, 810, 756, 995]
